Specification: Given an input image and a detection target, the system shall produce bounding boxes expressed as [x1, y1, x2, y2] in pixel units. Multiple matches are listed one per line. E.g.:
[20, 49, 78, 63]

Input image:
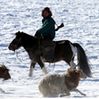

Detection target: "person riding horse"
[35, 7, 64, 40]
[35, 7, 64, 61]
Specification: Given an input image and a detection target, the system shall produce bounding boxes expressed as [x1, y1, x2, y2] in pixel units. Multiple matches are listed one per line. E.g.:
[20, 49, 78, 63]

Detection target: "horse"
[8, 31, 91, 77]
[0, 64, 11, 80]
[39, 68, 86, 97]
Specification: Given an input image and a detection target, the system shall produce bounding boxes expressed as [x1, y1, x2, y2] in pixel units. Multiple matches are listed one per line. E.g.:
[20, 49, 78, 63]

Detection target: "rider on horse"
[35, 7, 64, 65]
[35, 7, 64, 40]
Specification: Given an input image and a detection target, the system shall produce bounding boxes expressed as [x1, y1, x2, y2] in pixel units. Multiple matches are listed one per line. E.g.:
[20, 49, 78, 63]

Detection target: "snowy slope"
[0, 0, 99, 98]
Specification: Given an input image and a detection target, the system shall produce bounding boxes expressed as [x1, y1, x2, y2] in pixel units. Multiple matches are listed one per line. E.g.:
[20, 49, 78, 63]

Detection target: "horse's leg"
[29, 61, 36, 77]
[69, 43, 77, 69]
[70, 59, 77, 69]
[37, 57, 48, 74]
[69, 59, 87, 78]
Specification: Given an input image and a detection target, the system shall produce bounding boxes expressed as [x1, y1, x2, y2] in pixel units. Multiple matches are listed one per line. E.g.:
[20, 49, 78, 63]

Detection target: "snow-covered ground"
[0, 0, 99, 98]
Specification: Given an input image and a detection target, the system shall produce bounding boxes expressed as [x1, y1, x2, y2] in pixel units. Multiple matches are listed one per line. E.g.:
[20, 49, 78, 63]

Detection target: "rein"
[14, 51, 23, 63]
[13, 37, 23, 62]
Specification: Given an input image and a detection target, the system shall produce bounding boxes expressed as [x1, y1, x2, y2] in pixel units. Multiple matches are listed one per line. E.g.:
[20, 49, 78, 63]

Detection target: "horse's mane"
[17, 31, 38, 47]
[16, 32, 35, 40]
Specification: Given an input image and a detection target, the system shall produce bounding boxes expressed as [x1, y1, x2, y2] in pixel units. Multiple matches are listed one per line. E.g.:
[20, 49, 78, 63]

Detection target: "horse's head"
[8, 31, 23, 51]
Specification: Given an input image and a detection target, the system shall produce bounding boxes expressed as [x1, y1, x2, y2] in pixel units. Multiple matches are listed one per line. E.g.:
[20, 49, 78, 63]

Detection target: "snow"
[0, 0, 99, 98]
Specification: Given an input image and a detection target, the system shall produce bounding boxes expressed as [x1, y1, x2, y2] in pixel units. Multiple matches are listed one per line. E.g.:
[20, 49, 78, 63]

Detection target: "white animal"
[39, 68, 86, 97]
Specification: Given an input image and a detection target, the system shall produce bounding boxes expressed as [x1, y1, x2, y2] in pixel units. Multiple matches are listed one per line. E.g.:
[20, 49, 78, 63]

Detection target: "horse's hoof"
[29, 73, 32, 77]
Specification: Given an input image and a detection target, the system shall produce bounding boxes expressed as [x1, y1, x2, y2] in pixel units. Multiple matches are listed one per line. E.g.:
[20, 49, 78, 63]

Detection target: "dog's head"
[64, 68, 81, 90]
[67, 68, 81, 82]
[67, 68, 81, 78]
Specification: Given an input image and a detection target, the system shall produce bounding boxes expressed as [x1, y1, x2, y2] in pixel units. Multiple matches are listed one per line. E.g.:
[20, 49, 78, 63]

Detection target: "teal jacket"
[35, 17, 56, 40]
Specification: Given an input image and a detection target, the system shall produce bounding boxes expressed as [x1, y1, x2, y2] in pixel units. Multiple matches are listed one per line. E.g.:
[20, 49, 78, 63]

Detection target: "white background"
[0, 0, 99, 98]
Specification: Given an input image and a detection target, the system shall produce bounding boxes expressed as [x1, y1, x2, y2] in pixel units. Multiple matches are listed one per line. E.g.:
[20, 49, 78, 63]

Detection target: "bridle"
[13, 37, 23, 63]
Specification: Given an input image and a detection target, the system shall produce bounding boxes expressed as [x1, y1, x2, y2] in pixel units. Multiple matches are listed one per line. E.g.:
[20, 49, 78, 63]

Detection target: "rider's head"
[42, 7, 52, 18]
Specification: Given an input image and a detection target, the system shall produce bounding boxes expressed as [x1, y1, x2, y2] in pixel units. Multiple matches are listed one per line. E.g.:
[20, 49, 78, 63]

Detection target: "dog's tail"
[73, 43, 91, 77]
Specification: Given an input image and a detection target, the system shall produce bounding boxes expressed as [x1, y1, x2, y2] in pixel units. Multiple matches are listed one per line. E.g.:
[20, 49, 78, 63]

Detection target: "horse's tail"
[73, 43, 91, 77]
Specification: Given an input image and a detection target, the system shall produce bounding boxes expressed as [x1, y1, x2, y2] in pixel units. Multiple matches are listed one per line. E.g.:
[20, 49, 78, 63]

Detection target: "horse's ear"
[21, 32, 24, 34]
[18, 31, 21, 33]
[17, 31, 22, 34]
[15, 31, 21, 36]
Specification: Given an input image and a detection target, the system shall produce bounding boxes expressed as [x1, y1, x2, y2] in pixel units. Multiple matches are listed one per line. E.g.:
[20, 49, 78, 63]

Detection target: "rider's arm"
[55, 23, 64, 31]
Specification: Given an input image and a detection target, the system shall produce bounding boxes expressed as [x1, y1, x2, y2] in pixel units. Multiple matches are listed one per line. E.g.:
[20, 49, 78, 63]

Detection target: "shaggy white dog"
[39, 68, 86, 97]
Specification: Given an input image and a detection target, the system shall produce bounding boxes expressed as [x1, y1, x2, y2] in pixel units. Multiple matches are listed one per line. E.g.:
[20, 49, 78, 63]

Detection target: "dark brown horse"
[0, 64, 11, 80]
[8, 31, 91, 77]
